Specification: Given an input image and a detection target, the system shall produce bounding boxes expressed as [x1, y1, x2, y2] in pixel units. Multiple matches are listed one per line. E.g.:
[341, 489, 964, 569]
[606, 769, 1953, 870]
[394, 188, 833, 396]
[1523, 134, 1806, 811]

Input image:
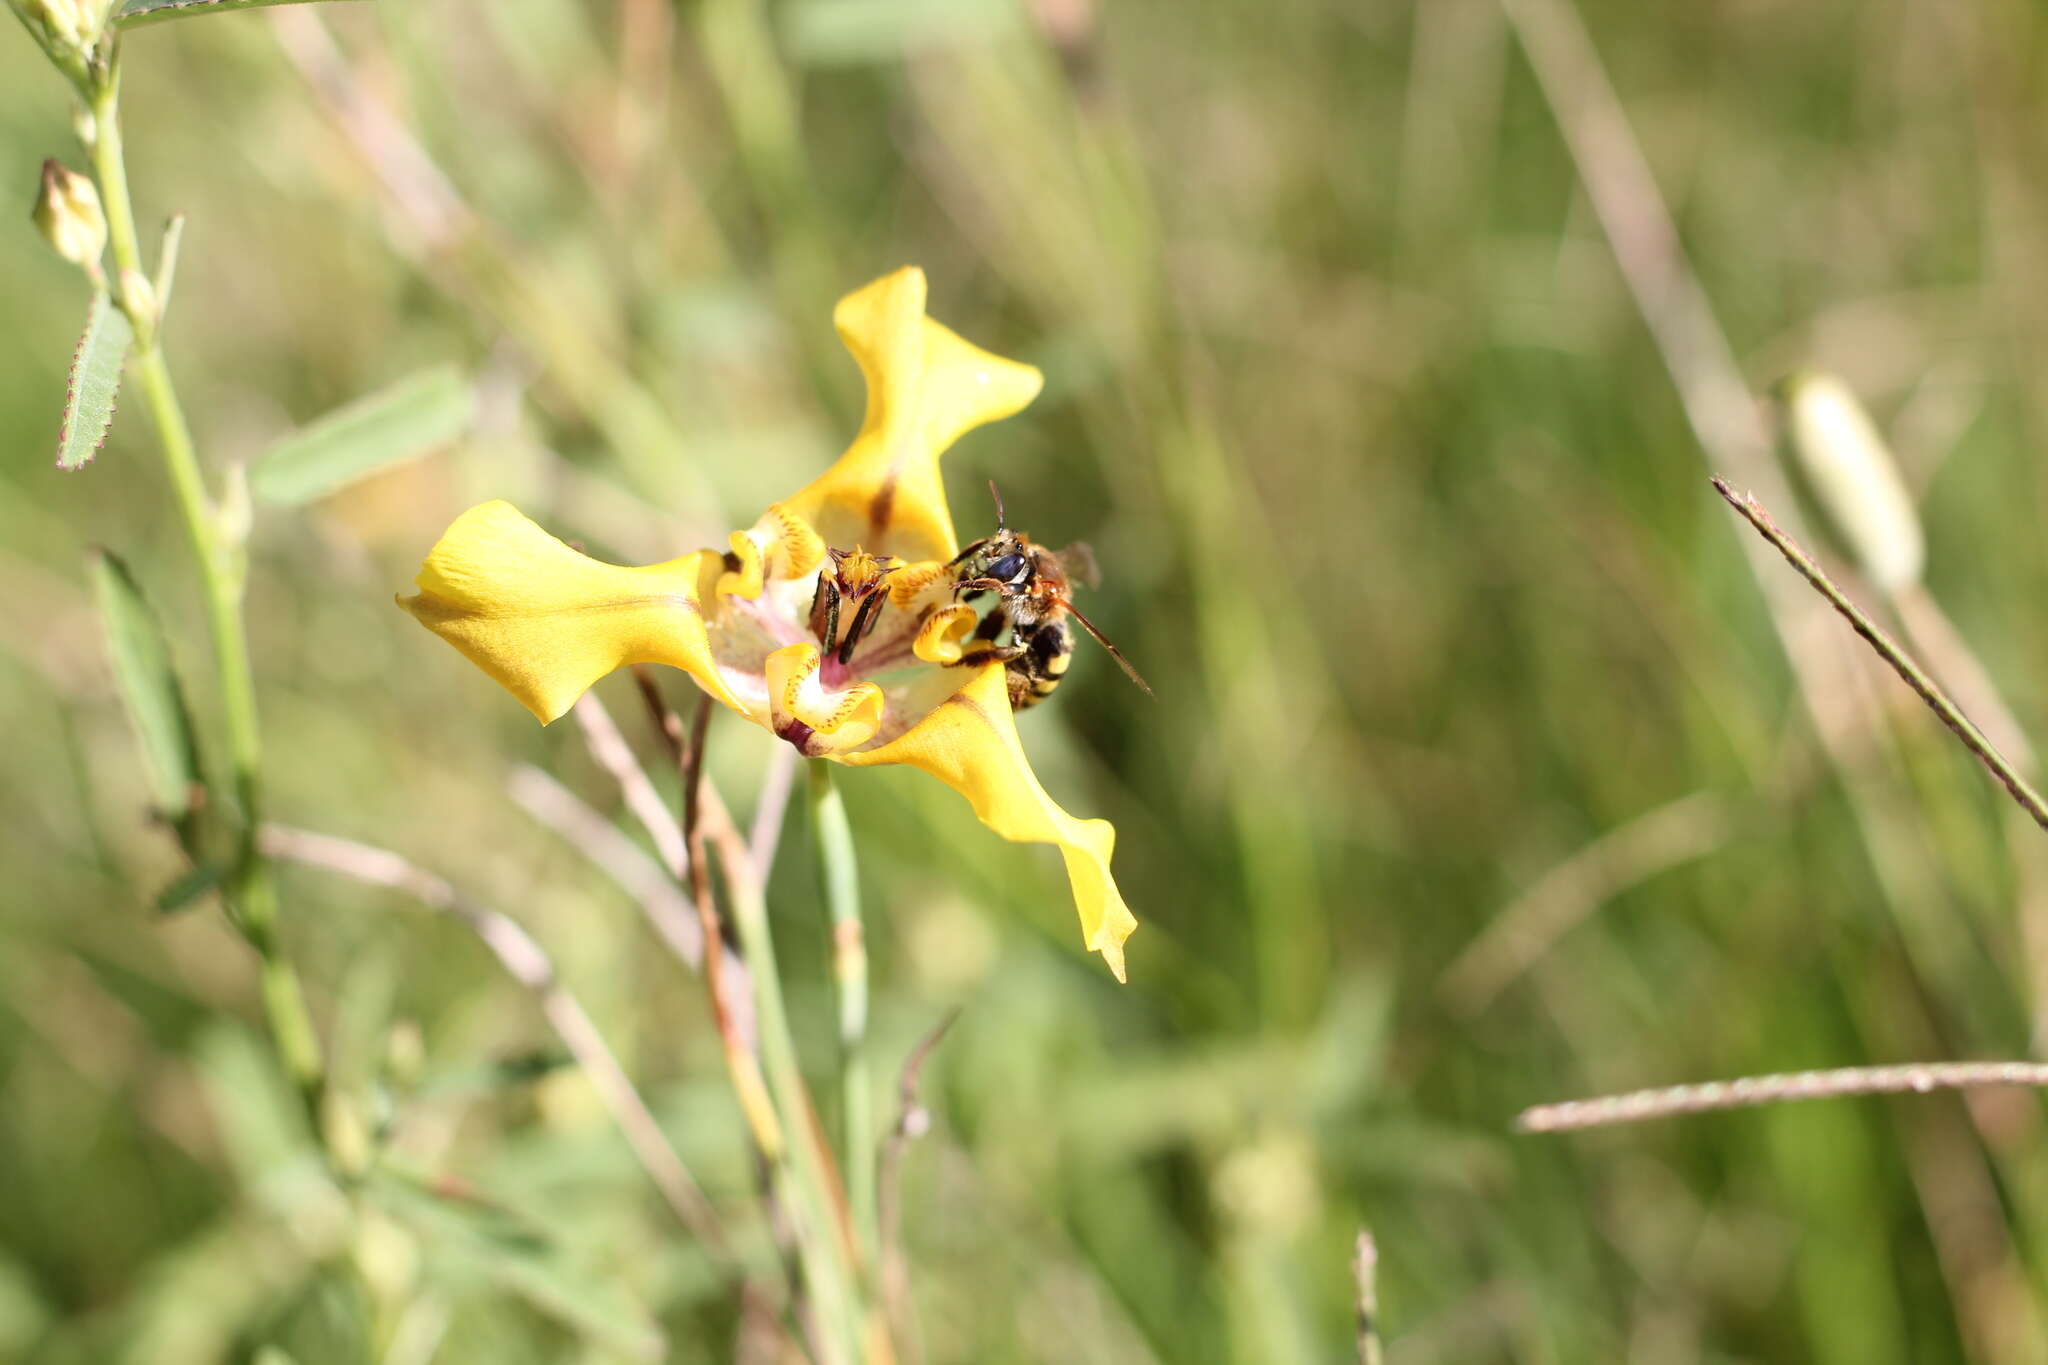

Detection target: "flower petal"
[913, 604, 979, 665]
[764, 643, 883, 756]
[780, 267, 1044, 563]
[718, 505, 827, 602]
[398, 500, 742, 724]
[838, 662, 1137, 980]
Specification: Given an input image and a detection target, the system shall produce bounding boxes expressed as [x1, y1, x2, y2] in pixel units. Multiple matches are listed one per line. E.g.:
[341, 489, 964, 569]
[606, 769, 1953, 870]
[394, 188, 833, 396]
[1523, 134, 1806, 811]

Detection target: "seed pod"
[1776, 371, 1925, 592]
[33, 159, 107, 276]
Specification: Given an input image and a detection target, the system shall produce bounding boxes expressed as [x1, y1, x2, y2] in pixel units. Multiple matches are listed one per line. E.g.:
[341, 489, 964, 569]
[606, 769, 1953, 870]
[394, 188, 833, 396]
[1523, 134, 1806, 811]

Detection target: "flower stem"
[809, 760, 877, 1259]
[1712, 478, 2048, 832]
[643, 678, 865, 1362]
[88, 49, 325, 1116]
[723, 790, 867, 1361]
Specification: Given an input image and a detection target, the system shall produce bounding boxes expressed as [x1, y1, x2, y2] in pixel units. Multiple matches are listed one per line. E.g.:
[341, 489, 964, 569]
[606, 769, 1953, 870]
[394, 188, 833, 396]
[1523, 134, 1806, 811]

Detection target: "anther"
[810, 544, 899, 662]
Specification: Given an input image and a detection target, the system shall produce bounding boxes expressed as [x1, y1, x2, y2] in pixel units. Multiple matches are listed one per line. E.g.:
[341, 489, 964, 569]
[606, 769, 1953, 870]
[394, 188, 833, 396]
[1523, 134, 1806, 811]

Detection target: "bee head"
[987, 549, 1032, 587]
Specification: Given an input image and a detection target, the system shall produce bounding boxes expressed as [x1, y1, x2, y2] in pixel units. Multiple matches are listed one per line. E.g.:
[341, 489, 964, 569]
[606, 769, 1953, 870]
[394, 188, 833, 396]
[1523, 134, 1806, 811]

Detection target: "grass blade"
[250, 367, 473, 507]
[58, 293, 132, 471]
[89, 549, 203, 822]
[113, 0, 363, 29]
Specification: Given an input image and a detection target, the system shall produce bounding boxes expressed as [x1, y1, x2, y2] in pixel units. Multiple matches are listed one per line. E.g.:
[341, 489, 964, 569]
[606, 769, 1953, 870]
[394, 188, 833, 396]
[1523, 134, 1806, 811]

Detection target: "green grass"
[7, 0, 2048, 1360]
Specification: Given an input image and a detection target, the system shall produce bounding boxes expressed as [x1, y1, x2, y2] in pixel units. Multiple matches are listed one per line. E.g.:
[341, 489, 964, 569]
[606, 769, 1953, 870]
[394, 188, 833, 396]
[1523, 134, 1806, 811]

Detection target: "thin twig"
[751, 743, 799, 881]
[508, 764, 702, 968]
[1517, 1061, 2048, 1134]
[1891, 582, 2037, 773]
[1354, 1229, 1383, 1365]
[631, 669, 866, 1363]
[1713, 478, 2048, 832]
[257, 824, 728, 1254]
[580, 686, 759, 1055]
[625, 670, 778, 1156]
[573, 693, 688, 878]
[879, 1010, 959, 1365]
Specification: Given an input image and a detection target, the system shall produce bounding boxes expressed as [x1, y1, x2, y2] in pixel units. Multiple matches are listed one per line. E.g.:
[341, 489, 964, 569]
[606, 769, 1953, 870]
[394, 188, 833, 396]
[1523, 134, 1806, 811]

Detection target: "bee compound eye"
[990, 553, 1029, 584]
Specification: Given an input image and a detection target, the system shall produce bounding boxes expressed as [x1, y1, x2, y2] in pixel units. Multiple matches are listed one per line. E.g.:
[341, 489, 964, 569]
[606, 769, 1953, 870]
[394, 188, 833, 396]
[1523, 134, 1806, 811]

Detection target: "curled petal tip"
[842, 664, 1137, 977]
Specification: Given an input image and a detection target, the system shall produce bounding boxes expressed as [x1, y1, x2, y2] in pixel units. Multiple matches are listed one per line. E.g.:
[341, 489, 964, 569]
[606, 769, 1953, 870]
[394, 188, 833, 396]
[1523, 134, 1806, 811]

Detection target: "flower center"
[807, 543, 901, 669]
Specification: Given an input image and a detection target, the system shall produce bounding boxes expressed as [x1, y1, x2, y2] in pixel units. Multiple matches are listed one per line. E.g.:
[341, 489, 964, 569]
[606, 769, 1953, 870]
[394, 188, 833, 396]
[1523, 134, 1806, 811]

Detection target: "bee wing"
[1054, 541, 1101, 590]
[1066, 603, 1153, 697]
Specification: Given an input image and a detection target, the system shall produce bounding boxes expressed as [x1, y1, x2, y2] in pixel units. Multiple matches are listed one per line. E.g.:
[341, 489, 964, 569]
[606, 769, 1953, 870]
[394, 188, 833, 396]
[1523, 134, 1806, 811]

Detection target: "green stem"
[88, 50, 326, 1114]
[1713, 478, 2048, 831]
[810, 761, 876, 1260]
[723, 830, 866, 1361]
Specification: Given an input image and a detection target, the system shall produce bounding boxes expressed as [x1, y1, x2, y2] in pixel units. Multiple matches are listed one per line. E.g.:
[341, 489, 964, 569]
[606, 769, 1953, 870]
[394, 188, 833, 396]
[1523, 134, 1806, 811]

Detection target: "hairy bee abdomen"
[1009, 616, 1074, 711]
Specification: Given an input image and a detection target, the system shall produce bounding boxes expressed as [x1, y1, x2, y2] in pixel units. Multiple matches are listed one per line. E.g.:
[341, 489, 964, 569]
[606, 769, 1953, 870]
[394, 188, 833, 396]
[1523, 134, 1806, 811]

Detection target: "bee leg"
[947, 536, 992, 568]
[972, 608, 1009, 642]
[956, 641, 1026, 668]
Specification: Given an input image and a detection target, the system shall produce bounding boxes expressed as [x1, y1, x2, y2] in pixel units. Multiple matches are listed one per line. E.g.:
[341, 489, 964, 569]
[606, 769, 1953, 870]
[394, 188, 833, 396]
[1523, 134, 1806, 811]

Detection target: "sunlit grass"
[6, 1, 2048, 1361]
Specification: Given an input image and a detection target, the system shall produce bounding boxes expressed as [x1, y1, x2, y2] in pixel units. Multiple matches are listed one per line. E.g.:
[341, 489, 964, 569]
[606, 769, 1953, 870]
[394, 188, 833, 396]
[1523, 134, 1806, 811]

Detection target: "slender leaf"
[90, 549, 203, 821]
[371, 1174, 666, 1360]
[251, 367, 474, 507]
[114, 0, 364, 30]
[156, 862, 223, 915]
[154, 214, 186, 320]
[58, 293, 132, 471]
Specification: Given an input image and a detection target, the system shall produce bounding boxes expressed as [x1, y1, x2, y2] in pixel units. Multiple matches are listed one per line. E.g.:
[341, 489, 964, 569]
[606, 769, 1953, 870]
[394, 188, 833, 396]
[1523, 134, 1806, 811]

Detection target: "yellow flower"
[398, 267, 1137, 980]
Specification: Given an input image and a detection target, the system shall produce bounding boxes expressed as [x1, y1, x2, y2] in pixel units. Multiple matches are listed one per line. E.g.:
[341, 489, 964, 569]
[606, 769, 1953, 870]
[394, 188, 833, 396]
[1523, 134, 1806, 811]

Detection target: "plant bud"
[11, 0, 57, 35]
[20, 0, 105, 57]
[1776, 371, 1925, 592]
[54, 0, 106, 49]
[118, 267, 158, 337]
[33, 158, 106, 274]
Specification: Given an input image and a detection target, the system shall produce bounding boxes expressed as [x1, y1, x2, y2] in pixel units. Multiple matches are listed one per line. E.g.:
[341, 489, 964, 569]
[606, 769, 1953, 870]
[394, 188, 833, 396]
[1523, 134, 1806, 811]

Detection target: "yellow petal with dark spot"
[719, 506, 827, 601]
[764, 643, 884, 756]
[398, 500, 742, 724]
[780, 267, 1043, 563]
[837, 662, 1137, 980]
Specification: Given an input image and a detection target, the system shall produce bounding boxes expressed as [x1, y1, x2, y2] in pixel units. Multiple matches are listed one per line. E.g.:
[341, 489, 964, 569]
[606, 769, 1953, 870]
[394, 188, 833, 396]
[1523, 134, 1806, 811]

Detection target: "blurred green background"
[7, 0, 2048, 1360]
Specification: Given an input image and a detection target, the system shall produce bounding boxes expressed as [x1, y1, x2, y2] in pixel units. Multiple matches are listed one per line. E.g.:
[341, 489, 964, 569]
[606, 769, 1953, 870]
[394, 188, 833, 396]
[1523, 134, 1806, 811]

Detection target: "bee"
[947, 484, 1152, 711]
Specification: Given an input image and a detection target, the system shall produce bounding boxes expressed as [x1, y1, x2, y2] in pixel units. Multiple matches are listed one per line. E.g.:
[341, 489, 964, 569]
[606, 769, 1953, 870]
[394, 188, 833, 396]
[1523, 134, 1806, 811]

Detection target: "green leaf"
[58, 293, 133, 471]
[251, 367, 474, 507]
[90, 549, 203, 821]
[156, 862, 223, 915]
[370, 1173, 666, 1360]
[154, 214, 186, 320]
[113, 0, 365, 30]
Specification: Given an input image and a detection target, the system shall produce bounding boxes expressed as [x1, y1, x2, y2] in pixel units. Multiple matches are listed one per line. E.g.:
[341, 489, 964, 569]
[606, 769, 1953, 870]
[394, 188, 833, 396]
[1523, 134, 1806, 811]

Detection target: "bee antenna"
[1067, 603, 1154, 698]
[987, 480, 1007, 532]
